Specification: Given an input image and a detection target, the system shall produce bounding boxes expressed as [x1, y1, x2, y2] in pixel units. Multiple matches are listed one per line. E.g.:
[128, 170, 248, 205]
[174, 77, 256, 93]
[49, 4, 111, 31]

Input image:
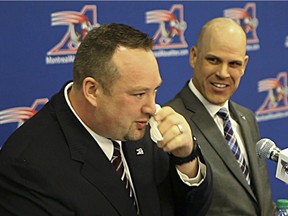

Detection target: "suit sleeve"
[0, 159, 75, 216]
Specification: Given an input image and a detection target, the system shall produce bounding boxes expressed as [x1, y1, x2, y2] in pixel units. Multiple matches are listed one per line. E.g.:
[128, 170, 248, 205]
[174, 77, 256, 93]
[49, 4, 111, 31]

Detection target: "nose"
[142, 94, 156, 115]
[216, 64, 230, 78]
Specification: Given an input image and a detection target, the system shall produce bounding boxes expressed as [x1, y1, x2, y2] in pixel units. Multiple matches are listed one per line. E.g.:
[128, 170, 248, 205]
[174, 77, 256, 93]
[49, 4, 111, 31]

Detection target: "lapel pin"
[136, 148, 144, 155]
[241, 115, 246, 120]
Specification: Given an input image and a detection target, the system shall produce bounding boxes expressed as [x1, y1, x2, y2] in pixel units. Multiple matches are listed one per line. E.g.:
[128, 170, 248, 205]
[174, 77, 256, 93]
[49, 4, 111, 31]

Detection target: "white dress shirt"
[188, 79, 249, 166]
[64, 82, 206, 192]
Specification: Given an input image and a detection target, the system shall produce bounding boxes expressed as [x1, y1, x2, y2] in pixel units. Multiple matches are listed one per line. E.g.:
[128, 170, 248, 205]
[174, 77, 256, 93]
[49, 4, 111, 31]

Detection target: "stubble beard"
[124, 127, 146, 141]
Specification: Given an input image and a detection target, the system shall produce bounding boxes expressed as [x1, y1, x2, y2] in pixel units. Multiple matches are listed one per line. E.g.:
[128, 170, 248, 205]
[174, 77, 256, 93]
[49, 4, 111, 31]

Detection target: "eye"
[206, 56, 219, 64]
[133, 92, 145, 98]
[229, 61, 242, 68]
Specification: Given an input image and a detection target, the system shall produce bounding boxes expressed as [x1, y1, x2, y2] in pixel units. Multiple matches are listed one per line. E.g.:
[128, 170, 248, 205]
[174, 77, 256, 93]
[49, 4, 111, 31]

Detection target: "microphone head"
[256, 138, 276, 159]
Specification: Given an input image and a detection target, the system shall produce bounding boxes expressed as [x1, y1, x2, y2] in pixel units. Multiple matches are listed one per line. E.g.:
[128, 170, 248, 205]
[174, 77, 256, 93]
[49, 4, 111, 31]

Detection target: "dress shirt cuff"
[176, 158, 206, 186]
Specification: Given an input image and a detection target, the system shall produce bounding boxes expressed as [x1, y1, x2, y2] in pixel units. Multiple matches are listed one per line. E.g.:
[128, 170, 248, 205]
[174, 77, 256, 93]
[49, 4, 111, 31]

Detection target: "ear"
[190, 46, 198, 68]
[82, 77, 100, 107]
[241, 55, 249, 76]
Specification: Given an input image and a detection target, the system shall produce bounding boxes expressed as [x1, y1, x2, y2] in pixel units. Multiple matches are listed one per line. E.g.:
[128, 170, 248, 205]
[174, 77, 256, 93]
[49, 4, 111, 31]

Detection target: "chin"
[207, 95, 228, 106]
[125, 131, 145, 141]
[207, 99, 225, 106]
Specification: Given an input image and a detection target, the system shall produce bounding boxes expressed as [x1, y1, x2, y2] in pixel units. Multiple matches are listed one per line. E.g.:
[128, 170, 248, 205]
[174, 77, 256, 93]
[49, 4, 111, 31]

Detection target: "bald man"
[167, 17, 275, 215]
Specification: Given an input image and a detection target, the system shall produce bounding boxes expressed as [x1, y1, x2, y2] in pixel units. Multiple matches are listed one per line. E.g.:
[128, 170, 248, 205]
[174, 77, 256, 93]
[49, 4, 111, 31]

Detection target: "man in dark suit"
[167, 17, 275, 215]
[0, 24, 212, 216]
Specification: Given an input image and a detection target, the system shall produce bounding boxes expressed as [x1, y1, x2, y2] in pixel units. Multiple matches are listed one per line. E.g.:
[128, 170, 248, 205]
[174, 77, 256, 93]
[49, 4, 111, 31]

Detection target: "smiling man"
[167, 17, 275, 215]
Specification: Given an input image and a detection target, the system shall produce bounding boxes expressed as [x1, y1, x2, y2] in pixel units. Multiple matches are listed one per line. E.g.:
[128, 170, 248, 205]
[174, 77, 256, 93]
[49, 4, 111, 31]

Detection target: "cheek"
[195, 65, 214, 83]
[116, 97, 140, 117]
[232, 71, 244, 85]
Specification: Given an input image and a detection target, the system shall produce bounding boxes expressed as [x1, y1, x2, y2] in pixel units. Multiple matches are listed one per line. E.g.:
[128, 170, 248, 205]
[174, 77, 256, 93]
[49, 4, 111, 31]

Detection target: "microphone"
[256, 138, 281, 162]
[256, 138, 288, 184]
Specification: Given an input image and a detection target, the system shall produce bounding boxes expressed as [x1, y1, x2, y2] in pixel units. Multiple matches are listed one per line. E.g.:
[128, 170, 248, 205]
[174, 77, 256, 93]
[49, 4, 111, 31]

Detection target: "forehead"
[112, 47, 162, 89]
[201, 28, 247, 58]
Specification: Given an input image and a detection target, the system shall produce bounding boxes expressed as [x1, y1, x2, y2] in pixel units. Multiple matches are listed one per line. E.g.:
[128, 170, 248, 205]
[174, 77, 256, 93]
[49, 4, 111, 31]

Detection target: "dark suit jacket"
[167, 82, 275, 216]
[0, 84, 212, 216]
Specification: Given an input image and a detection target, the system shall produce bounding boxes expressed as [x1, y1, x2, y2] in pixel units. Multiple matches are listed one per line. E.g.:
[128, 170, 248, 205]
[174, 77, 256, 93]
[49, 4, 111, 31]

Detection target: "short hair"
[73, 23, 154, 93]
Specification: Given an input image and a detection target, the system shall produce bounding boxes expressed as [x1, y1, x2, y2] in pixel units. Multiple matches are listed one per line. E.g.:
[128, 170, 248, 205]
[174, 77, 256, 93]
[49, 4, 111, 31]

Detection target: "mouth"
[136, 120, 148, 129]
[211, 82, 229, 88]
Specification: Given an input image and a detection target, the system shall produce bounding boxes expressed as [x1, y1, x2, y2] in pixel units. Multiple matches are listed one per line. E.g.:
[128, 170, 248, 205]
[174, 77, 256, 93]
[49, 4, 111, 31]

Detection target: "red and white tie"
[111, 141, 139, 213]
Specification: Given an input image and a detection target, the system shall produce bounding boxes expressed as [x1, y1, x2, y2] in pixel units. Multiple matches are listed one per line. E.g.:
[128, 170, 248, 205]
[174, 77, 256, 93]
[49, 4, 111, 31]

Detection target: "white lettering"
[246, 43, 260, 51]
[153, 49, 189, 58]
[46, 55, 75, 65]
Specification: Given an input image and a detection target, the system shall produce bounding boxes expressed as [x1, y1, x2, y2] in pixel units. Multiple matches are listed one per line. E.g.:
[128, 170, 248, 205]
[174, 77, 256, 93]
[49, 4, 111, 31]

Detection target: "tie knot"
[112, 141, 120, 149]
[217, 108, 229, 120]
[112, 141, 121, 157]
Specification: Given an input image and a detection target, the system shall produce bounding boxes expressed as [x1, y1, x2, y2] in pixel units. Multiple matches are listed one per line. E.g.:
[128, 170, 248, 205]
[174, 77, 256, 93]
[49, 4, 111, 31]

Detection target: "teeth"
[213, 83, 226, 88]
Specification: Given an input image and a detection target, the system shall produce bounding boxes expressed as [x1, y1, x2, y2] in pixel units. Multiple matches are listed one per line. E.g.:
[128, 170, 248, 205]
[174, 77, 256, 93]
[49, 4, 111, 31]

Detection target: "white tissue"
[149, 104, 164, 143]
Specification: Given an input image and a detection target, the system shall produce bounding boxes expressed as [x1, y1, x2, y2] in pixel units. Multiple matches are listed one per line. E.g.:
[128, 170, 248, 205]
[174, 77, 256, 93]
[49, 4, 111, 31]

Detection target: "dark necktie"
[217, 108, 251, 185]
[111, 141, 138, 213]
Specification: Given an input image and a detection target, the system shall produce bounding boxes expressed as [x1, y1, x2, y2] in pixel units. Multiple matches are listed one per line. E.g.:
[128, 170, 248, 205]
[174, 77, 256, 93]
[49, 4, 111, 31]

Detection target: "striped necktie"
[217, 108, 251, 185]
[111, 141, 139, 213]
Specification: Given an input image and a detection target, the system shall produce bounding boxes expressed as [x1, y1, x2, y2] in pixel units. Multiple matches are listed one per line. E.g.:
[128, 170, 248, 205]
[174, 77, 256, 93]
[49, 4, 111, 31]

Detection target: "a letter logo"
[256, 72, 288, 121]
[224, 2, 260, 51]
[146, 4, 187, 50]
[46, 5, 99, 64]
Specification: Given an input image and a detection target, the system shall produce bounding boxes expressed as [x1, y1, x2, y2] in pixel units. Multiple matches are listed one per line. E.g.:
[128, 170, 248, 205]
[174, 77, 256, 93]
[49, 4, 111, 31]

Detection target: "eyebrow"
[129, 81, 162, 92]
[206, 54, 244, 63]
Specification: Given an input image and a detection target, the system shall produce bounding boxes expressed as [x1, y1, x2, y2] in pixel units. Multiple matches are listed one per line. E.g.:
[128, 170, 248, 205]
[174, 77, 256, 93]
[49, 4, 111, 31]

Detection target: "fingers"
[176, 124, 184, 134]
[156, 132, 189, 153]
[154, 106, 186, 134]
[155, 124, 183, 149]
[154, 106, 193, 156]
[153, 106, 175, 122]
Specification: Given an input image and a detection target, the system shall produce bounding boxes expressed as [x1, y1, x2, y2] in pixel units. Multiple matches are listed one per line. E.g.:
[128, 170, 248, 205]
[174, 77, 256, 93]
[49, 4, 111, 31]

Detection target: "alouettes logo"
[256, 72, 288, 121]
[224, 2, 259, 51]
[0, 98, 48, 128]
[146, 4, 187, 50]
[47, 5, 99, 57]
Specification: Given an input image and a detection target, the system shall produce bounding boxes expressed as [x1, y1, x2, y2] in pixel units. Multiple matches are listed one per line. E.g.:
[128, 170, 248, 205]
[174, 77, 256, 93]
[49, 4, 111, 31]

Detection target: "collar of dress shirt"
[188, 79, 229, 117]
[188, 80, 249, 164]
[64, 82, 117, 160]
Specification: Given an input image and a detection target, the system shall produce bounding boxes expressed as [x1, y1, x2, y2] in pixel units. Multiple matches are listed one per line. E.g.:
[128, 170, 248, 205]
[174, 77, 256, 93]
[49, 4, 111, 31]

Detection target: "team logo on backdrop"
[256, 72, 288, 122]
[285, 36, 288, 48]
[224, 2, 260, 51]
[0, 98, 48, 128]
[46, 5, 99, 64]
[145, 4, 189, 58]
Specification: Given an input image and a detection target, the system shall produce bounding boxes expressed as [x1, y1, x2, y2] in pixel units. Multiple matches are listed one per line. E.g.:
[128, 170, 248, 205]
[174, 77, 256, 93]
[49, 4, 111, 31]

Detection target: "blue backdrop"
[1, 1, 287, 202]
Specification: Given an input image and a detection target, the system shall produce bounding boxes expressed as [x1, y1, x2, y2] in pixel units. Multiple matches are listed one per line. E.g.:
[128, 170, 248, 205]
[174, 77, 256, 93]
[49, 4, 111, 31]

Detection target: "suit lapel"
[123, 135, 162, 216]
[80, 142, 136, 215]
[179, 85, 256, 200]
[52, 87, 136, 216]
[192, 103, 252, 189]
